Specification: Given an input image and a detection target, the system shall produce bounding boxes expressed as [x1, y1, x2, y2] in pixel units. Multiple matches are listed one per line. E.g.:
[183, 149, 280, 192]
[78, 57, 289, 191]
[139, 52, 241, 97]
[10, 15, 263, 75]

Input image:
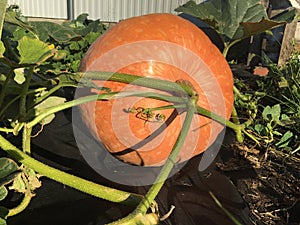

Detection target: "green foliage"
[0, 157, 19, 223]
[0, 6, 106, 125]
[0, 8, 107, 220]
[0, 2, 298, 224]
[17, 36, 55, 64]
[235, 51, 300, 154]
[0, 158, 18, 180]
[176, 0, 268, 40]
[0, 41, 4, 57]
[177, 0, 299, 155]
[175, 0, 296, 57]
[34, 96, 65, 124]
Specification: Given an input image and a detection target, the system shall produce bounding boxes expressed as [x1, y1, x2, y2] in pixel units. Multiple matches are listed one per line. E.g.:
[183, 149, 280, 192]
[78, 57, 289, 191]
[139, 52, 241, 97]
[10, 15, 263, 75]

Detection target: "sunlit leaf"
[17, 36, 55, 64]
[13, 68, 25, 84]
[9, 173, 26, 193]
[34, 96, 66, 125]
[0, 187, 7, 202]
[0, 41, 5, 57]
[271, 104, 281, 123]
[24, 167, 41, 190]
[262, 104, 281, 122]
[262, 105, 272, 121]
[175, 0, 286, 41]
[0, 217, 6, 225]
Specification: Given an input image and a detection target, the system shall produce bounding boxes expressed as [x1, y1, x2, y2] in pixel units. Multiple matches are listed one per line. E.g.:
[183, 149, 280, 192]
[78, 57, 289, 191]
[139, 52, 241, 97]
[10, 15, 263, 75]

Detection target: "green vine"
[0, 134, 143, 206]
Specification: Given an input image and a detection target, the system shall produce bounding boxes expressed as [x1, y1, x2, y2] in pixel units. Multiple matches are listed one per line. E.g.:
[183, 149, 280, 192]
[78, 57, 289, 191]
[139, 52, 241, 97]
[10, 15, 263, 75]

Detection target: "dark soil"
[218, 141, 300, 225]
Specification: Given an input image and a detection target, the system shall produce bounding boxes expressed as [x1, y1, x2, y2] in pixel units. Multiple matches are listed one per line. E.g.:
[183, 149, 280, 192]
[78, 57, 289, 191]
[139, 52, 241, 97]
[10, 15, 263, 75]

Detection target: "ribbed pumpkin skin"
[79, 13, 233, 166]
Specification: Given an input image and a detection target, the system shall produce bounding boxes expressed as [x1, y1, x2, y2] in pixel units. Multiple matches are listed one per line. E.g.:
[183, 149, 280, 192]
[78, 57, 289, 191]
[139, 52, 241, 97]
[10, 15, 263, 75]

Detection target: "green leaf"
[0, 171, 21, 187]
[272, 8, 298, 23]
[0, 186, 7, 202]
[30, 21, 81, 42]
[34, 96, 66, 124]
[0, 41, 5, 57]
[0, 158, 18, 179]
[271, 104, 281, 123]
[13, 68, 25, 84]
[17, 36, 55, 64]
[4, 10, 36, 37]
[262, 104, 281, 122]
[0, 0, 8, 38]
[0, 217, 6, 225]
[52, 49, 68, 61]
[62, 13, 106, 36]
[262, 105, 272, 121]
[175, 0, 284, 41]
[280, 114, 294, 126]
[254, 123, 265, 135]
[24, 168, 41, 190]
[0, 206, 9, 220]
[9, 173, 26, 193]
[276, 131, 293, 148]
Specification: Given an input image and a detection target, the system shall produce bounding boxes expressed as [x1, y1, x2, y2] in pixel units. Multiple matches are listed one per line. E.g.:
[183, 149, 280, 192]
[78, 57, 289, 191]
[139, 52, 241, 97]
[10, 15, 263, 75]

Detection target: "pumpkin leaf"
[0, 158, 19, 179]
[34, 96, 66, 125]
[0, 206, 8, 221]
[13, 68, 26, 84]
[0, 217, 6, 225]
[17, 36, 55, 64]
[276, 131, 293, 148]
[30, 21, 81, 42]
[0, 41, 5, 57]
[9, 173, 26, 193]
[24, 167, 41, 190]
[175, 0, 286, 41]
[262, 104, 281, 123]
[0, 187, 7, 202]
[4, 10, 36, 37]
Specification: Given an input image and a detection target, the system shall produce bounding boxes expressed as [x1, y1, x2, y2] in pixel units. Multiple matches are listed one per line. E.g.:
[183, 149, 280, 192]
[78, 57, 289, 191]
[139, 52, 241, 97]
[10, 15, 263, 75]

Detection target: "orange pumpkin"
[78, 13, 233, 166]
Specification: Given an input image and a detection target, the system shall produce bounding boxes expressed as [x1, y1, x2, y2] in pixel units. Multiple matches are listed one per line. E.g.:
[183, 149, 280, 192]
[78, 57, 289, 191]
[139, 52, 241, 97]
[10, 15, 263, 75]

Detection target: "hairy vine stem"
[107, 93, 197, 225]
[19, 65, 34, 120]
[0, 134, 143, 206]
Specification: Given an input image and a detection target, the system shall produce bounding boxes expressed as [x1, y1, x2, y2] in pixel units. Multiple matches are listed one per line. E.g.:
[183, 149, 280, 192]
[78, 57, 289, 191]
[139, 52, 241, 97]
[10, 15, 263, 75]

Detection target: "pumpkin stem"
[108, 100, 196, 224]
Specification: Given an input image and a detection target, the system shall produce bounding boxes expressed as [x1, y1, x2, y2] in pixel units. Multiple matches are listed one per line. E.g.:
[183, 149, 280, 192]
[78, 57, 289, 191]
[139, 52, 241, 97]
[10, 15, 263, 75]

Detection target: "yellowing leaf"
[13, 68, 26, 84]
[34, 96, 66, 125]
[17, 36, 55, 64]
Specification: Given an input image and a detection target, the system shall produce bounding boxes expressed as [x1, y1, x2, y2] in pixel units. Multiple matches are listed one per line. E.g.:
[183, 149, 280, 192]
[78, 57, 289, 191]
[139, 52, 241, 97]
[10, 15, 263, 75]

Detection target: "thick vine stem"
[26, 91, 186, 129]
[108, 213, 159, 225]
[107, 100, 196, 225]
[78, 71, 190, 96]
[195, 105, 261, 144]
[0, 134, 143, 206]
[19, 65, 34, 120]
[7, 191, 33, 217]
[22, 125, 32, 154]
